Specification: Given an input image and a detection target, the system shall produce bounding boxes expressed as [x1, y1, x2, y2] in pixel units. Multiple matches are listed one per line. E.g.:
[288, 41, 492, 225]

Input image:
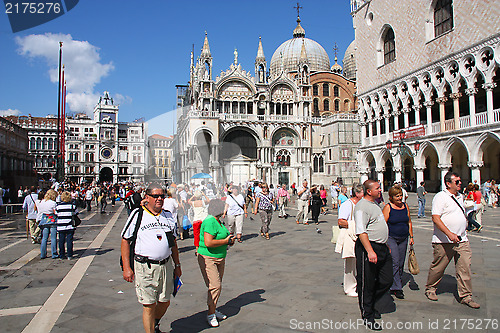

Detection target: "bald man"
[354, 180, 392, 330]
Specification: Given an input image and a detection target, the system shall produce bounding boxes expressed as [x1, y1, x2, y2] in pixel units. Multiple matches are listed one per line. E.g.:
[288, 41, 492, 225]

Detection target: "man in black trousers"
[354, 179, 392, 330]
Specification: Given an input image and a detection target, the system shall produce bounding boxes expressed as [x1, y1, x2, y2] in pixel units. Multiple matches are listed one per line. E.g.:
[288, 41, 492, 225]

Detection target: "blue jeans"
[58, 229, 75, 258]
[418, 198, 426, 217]
[40, 225, 58, 258]
[387, 235, 408, 291]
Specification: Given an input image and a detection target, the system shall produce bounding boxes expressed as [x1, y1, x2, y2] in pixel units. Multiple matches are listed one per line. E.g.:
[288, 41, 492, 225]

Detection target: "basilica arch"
[194, 130, 212, 173]
[475, 132, 500, 182]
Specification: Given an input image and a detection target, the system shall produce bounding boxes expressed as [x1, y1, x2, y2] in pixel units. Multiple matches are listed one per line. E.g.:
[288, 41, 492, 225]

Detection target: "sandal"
[265, 233, 270, 240]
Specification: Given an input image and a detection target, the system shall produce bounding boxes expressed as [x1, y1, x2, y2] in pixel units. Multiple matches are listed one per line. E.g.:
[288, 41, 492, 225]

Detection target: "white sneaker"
[207, 314, 219, 327]
[347, 292, 358, 297]
[215, 310, 227, 320]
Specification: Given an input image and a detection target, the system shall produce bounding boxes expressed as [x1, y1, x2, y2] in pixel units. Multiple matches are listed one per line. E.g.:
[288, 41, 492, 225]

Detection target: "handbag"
[330, 225, 340, 244]
[71, 204, 81, 227]
[39, 213, 57, 226]
[408, 245, 420, 275]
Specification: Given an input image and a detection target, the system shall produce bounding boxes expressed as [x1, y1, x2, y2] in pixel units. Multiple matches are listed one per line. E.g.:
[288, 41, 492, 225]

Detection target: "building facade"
[148, 134, 174, 183]
[0, 117, 35, 190]
[5, 115, 57, 180]
[65, 92, 148, 183]
[352, 0, 500, 191]
[174, 15, 359, 187]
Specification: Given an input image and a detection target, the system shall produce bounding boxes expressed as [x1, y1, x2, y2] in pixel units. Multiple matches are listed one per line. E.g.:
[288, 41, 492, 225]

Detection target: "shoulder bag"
[71, 204, 82, 227]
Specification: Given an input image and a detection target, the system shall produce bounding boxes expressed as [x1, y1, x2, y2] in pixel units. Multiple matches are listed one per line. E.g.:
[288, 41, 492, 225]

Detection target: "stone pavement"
[0, 193, 499, 332]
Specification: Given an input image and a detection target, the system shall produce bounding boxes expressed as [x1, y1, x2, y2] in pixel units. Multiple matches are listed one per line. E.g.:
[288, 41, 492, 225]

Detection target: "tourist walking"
[223, 186, 247, 243]
[338, 186, 349, 207]
[354, 180, 392, 329]
[382, 186, 414, 300]
[188, 190, 210, 240]
[465, 184, 481, 232]
[417, 181, 427, 218]
[310, 186, 323, 225]
[121, 184, 182, 333]
[425, 172, 480, 309]
[38, 189, 59, 259]
[295, 180, 310, 225]
[472, 184, 484, 226]
[335, 183, 363, 297]
[253, 183, 275, 239]
[330, 181, 339, 209]
[277, 184, 290, 218]
[22, 186, 40, 244]
[319, 184, 328, 215]
[197, 199, 234, 327]
[56, 191, 78, 260]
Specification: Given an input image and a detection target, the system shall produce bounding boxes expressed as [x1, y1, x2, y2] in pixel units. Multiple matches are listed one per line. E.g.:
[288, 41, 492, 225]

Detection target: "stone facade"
[65, 92, 147, 183]
[148, 134, 173, 183]
[173, 16, 359, 187]
[351, 0, 500, 191]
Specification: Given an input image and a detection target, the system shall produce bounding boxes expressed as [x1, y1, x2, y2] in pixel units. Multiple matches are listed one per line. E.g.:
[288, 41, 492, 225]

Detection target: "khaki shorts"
[134, 258, 174, 305]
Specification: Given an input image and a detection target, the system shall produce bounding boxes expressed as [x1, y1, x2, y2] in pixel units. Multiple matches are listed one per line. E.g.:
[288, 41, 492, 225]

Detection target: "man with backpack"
[121, 183, 182, 333]
[125, 187, 143, 216]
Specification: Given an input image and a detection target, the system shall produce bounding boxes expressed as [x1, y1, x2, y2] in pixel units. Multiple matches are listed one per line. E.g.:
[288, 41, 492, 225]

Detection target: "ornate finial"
[294, 2, 302, 18]
[333, 43, 338, 60]
[234, 48, 238, 65]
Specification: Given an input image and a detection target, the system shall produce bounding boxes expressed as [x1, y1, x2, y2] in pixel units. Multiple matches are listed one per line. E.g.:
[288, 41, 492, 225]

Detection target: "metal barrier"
[3, 203, 23, 214]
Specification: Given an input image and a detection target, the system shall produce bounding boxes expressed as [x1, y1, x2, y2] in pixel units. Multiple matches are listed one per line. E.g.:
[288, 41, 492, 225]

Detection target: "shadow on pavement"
[169, 289, 266, 332]
[178, 245, 196, 254]
[402, 272, 420, 290]
[436, 274, 460, 301]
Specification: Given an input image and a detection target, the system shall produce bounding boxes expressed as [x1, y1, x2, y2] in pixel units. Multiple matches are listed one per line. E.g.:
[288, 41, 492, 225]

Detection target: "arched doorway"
[99, 167, 113, 183]
[479, 135, 500, 182]
[195, 131, 212, 173]
[402, 156, 415, 191]
[448, 141, 470, 183]
[221, 129, 258, 184]
[420, 143, 439, 192]
[384, 159, 394, 190]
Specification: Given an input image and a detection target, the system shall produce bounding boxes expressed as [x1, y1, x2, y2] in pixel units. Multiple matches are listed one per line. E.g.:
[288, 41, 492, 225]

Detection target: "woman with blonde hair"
[253, 183, 275, 240]
[382, 186, 414, 299]
[56, 191, 79, 259]
[38, 189, 59, 259]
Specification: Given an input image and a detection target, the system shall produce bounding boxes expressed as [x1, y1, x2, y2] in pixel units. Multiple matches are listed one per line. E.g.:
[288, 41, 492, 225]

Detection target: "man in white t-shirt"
[222, 186, 247, 243]
[425, 171, 480, 309]
[121, 184, 182, 333]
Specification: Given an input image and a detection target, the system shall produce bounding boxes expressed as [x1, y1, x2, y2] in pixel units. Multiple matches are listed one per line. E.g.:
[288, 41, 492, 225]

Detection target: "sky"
[0, 0, 355, 137]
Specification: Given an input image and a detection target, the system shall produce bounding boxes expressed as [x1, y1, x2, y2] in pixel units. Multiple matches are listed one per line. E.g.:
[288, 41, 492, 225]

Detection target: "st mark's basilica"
[173, 14, 359, 186]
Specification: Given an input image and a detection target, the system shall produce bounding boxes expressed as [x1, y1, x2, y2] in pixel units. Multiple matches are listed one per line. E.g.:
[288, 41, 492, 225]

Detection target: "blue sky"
[0, 0, 354, 136]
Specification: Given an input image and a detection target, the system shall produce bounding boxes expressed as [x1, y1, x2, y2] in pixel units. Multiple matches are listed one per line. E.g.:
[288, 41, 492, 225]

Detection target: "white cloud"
[15, 33, 115, 114]
[0, 109, 21, 116]
[114, 93, 132, 105]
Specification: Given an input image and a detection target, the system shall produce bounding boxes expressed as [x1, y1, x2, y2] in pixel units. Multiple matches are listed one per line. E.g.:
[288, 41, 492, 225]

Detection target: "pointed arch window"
[434, 0, 453, 37]
[384, 28, 396, 64]
[323, 83, 329, 96]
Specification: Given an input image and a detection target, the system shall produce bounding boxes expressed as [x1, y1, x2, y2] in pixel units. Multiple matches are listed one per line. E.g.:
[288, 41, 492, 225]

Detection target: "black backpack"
[120, 208, 144, 272]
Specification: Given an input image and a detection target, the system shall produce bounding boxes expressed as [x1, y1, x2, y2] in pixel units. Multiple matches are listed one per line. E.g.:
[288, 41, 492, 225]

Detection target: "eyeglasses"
[148, 194, 165, 199]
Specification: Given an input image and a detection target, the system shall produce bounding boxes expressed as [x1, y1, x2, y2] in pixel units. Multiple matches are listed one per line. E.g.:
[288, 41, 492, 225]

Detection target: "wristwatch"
[175, 263, 181, 267]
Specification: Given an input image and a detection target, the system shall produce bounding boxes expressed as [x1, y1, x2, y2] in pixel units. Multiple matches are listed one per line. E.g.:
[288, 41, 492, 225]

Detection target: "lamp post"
[386, 130, 420, 184]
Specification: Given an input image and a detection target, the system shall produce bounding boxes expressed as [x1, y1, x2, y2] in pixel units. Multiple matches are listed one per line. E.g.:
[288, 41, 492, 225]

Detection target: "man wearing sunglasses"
[121, 184, 182, 333]
[425, 171, 480, 309]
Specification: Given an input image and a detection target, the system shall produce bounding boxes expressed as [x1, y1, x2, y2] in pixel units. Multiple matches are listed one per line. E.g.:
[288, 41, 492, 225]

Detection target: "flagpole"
[56, 42, 63, 181]
[62, 76, 66, 179]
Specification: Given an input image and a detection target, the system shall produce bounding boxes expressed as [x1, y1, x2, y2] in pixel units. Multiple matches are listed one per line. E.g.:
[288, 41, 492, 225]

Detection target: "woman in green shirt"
[197, 199, 235, 327]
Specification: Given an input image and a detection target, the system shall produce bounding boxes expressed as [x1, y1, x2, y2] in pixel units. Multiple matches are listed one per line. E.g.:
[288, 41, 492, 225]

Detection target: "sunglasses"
[454, 180, 462, 185]
[148, 193, 165, 199]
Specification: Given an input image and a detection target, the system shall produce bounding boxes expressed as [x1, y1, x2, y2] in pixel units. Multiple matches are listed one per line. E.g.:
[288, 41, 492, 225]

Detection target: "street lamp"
[386, 130, 420, 184]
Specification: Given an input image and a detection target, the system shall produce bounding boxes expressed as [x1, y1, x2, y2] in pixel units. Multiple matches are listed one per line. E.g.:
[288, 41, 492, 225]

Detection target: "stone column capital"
[437, 163, 452, 170]
[436, 97, 448, 104]
[467, 161, 484, 168]
[465, 88, 478, 96]
[375, 168, 385, 173]
[423, 101, 434, 108]
[413, 165, 426, 171]
[483, 82, 497, 91]
[393, 167, 402, 173]
[450, 92, 462, 100]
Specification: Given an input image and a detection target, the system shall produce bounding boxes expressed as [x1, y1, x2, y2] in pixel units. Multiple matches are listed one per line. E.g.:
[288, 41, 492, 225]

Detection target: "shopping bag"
[330, 225, 340, 244]
[182, 215, 192, 230]
[408, 245, 420, 275]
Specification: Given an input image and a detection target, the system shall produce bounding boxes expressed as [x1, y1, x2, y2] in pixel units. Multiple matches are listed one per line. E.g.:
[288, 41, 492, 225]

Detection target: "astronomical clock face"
[101, 147, 113, 159]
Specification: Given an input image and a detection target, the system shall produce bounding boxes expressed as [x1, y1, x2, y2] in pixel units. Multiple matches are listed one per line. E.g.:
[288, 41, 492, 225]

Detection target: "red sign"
[393, 124, 425, 141]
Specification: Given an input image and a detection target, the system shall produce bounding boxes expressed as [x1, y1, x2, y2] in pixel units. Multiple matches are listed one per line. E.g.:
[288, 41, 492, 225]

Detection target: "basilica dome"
[270, 18, 330, 76]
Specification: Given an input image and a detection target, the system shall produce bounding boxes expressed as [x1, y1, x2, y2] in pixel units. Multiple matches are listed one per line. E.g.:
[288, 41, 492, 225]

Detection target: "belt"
[135, 254, 170, 265]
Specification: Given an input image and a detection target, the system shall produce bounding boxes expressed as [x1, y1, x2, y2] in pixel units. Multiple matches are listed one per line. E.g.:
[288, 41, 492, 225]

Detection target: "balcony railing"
[459, 115, 470, 129]
[444, 119, 455, 131]
[476, 112, 487, 125]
